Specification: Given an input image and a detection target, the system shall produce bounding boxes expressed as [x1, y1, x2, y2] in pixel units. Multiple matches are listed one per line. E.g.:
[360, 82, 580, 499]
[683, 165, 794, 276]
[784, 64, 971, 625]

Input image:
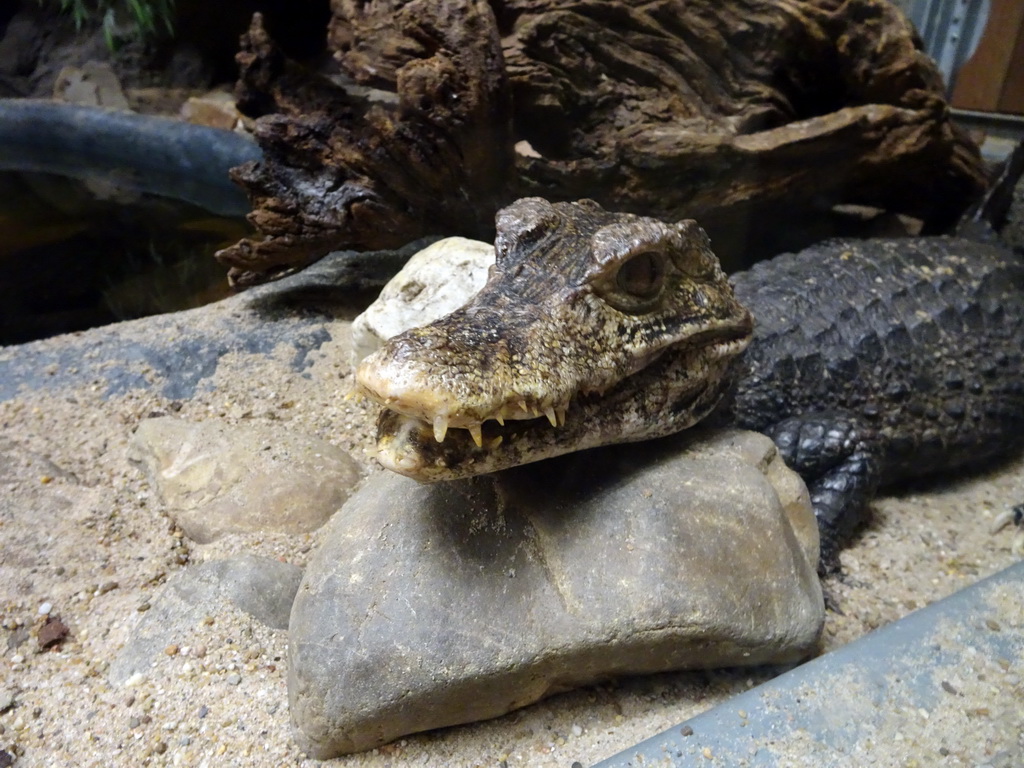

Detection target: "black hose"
[0, 98, 262, 216]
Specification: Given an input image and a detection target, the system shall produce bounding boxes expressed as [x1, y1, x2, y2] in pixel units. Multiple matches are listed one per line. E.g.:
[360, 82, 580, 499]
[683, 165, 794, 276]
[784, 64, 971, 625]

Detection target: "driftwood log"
[217, 0, 987, 287]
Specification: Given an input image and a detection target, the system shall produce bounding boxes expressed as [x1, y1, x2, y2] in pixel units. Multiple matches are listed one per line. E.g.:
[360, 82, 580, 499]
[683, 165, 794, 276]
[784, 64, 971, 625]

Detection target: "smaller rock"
[5, 626, 29, 651]
[36, 615, 69, 650]
[180, 89, 245, 132]
[53, 61, 130, 110]
[108, 555, 302, 685]
[350, 237, 495, 365]
[129, 417, 362, 543]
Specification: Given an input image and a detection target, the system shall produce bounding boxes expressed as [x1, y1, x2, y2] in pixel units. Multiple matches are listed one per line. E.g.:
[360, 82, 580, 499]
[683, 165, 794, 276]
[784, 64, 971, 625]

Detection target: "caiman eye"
[616, 251, 665, 298]
[596, 250, 670, 314]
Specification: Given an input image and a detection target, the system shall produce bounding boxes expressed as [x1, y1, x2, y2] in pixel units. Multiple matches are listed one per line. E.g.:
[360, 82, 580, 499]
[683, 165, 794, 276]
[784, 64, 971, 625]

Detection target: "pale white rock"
[350, 236, 495, 365]
[129, 416, 362, 543]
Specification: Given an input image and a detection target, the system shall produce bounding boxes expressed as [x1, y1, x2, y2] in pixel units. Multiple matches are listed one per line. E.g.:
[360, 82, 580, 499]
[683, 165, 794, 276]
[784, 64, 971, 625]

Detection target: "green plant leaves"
[35, 0, 176, 45]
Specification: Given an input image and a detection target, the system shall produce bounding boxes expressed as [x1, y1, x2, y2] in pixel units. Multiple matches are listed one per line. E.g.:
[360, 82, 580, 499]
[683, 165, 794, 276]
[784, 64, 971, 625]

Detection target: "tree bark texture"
[217, 0, 987, 287]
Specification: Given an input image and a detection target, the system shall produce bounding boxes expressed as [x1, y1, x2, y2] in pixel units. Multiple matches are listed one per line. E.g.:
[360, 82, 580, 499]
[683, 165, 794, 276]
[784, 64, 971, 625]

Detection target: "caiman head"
[355, 198, 754, 482]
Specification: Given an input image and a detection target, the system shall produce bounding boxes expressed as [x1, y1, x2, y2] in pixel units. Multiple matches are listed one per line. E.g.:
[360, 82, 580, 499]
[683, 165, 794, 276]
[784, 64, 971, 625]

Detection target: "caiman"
[355, 197, 1024, 568]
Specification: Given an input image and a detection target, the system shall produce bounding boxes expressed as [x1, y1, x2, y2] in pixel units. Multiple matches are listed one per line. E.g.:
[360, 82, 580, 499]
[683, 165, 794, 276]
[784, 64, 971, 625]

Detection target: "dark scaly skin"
[721, 237, 1024, 565]
[357, 199, 1024, 570]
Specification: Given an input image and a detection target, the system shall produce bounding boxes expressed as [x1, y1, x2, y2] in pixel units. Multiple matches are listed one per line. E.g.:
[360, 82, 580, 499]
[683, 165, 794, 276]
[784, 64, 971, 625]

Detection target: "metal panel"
[594, 560, 1024, 767]
[895, 0, 991, 91]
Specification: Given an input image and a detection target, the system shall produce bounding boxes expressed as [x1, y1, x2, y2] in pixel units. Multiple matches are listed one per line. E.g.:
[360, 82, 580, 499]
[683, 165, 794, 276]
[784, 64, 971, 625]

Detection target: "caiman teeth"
[433, 414, 449, 443]
[555, 403, 568, 426]
[544, 406, 558, 428]
[392, 396, 576, 450]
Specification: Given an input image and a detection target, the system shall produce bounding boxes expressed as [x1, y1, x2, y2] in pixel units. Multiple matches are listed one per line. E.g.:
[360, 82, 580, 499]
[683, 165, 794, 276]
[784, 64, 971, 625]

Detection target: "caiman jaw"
[359, 336, 750, 482]
[356, 353, 574, 450]
[354, 198, 754, 483]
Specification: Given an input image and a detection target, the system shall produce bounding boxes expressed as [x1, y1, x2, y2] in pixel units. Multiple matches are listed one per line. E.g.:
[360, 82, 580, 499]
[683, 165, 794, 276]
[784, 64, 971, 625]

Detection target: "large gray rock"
[109, 555, 303, 685]
[289, 430, 823, 757]
[129, 417, 362, 543]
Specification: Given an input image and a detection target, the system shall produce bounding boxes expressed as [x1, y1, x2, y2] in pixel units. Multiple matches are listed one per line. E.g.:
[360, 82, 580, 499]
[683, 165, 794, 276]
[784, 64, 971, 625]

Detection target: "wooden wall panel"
[997, 13, 1024, 114]
[951, 0, 1024, 112]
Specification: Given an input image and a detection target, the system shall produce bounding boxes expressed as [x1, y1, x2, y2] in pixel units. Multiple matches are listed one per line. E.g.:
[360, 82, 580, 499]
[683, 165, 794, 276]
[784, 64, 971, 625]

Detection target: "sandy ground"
[1, 313, 1023, 768]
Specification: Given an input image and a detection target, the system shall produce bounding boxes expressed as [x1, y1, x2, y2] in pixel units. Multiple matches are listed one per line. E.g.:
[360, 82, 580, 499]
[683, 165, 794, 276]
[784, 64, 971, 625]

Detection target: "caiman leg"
[765, 414, 882, 574]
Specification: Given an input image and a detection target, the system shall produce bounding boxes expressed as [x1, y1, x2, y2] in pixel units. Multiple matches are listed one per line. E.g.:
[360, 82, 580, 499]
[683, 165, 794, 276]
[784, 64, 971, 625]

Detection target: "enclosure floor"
[1, 316, 1022, 768]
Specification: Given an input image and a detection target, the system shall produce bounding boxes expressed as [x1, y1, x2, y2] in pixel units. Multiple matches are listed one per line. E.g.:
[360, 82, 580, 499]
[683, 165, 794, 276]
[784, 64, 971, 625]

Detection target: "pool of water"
[0, 169, 250, 345]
